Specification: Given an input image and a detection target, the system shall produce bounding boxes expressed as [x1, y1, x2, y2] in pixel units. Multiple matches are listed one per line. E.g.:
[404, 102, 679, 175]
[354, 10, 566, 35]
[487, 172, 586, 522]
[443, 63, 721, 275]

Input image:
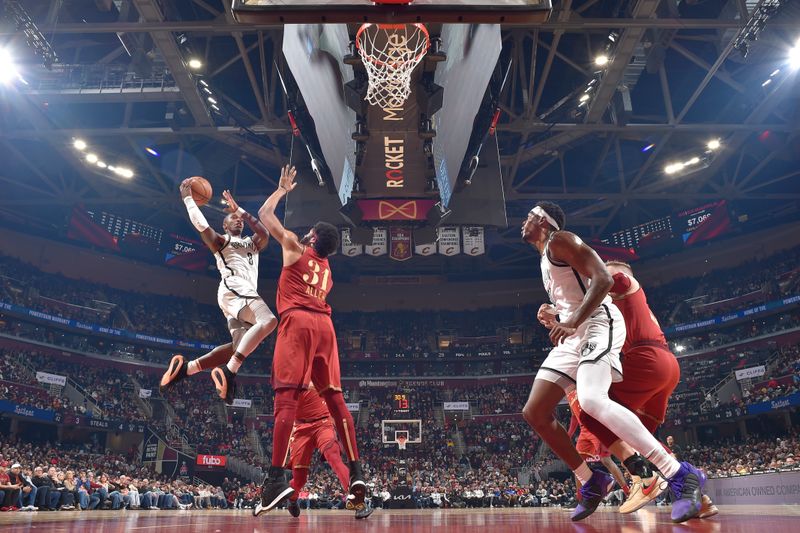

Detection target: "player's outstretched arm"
[257, 165, 304, 258]
[180, 179, 226, 253]
[547, 232, 613, 345]
[222, 190, 270, 251]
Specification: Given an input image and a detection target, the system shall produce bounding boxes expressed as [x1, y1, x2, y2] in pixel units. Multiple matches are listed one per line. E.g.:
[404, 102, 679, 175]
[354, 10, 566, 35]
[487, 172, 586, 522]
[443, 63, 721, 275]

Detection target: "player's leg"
[255, 314, 311, 517]
[285, 428, 311, 518]
[212, 299, 277, 404]
[313, 315, 366, 511]
[576, 358, 704, 522]
[160, 328, 237, 393]
[319, 437, 350, 493]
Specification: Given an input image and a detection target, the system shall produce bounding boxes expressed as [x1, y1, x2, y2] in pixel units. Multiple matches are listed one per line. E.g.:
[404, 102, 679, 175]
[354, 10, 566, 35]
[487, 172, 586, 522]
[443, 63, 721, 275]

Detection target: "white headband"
[530, 206, 560, 231]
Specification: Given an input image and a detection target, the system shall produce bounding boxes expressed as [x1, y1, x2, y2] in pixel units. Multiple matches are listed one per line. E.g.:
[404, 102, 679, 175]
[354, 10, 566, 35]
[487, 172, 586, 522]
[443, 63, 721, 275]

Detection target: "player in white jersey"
[159, 181, 277, 405]
[520, 202, 706, 524]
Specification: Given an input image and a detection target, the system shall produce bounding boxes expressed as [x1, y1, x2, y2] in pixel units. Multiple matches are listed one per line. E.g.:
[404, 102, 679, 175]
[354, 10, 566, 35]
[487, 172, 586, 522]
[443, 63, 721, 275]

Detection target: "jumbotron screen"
[674, 200, 732, 246]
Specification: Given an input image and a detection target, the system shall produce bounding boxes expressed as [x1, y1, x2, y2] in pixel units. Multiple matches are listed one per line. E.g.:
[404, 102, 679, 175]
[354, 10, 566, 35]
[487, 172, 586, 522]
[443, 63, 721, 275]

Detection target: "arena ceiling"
[0, 0, 798, 281]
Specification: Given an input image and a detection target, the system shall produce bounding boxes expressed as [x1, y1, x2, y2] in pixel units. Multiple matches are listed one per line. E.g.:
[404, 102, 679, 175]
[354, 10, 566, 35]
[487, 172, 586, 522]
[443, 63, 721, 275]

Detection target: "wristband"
[235, 207, 246, 216]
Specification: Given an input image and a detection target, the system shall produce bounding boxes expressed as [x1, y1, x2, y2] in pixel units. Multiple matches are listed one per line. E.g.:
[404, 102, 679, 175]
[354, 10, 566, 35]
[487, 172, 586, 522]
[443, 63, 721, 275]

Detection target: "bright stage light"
[579, 94, 590, 103]
[96, 161, 107, 169]
[0, 48, 21, 84]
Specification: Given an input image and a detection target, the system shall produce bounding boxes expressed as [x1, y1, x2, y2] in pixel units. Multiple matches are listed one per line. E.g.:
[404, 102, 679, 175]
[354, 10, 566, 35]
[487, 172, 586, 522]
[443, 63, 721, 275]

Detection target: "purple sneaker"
[570, 470, 613, 522]
[667, 462, 707, 523]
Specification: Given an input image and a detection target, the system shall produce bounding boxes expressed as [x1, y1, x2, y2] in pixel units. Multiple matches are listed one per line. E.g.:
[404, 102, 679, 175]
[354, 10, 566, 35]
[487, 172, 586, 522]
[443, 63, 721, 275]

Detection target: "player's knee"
[577, 392, 606, 419]
[522, 400, 547, 430]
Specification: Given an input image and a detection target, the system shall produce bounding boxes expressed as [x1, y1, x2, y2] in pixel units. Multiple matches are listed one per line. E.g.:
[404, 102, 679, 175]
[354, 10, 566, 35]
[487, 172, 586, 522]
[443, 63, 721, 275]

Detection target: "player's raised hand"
[179, 178, 193, 199]
[537, 303, 558, 329]
[278, 164, 298, 193]
[222, 190, 239, 213]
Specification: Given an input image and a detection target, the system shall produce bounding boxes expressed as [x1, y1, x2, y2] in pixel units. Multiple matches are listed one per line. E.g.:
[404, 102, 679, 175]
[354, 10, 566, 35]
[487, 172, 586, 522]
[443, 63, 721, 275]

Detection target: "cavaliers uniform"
[272, 246, 341, 393]
[535, 236, 627, 389]
[567, 390, 610, 462]
[287, 389, 344, 475]
[580, 272, 681, 446]
[214, 234, 262, 321]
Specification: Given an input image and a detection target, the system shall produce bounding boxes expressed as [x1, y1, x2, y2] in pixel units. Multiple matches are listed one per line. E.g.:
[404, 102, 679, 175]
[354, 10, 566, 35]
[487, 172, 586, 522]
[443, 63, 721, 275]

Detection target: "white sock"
[576, 360, 682, 481]
[226, 356, 243, 374]
[187, 360, 201, 376]
[574, 462, 593, 485]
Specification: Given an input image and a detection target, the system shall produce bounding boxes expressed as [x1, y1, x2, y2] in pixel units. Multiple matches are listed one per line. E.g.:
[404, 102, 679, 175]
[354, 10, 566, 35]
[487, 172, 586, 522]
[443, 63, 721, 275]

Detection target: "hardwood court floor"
[1, 505, 798, 533]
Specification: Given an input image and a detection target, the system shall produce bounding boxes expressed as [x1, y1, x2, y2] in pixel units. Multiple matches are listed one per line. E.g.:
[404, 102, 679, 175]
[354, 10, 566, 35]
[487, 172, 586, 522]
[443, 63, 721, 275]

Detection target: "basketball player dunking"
[521, 202, 706, 523]
[285, 385, 374, 519]
[253, 165, 366, 516]
[159, 181, 277, 404]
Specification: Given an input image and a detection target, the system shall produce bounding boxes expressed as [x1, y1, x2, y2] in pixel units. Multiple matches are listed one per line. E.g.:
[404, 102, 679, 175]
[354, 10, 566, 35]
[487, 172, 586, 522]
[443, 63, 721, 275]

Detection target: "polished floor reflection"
[0, 506, 796, 533]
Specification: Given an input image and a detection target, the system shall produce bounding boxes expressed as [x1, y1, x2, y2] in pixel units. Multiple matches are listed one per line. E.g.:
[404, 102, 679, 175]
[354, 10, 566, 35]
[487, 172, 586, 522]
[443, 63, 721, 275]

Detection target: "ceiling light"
[145, 147, 159, 157]
[96, 161, 107, 169]
[789, 39, 800, 70]
[707, 139, 721, 151]
[202, 87, 212, 94]
[187, 58, 203, 70]
[594, 54, 609, 67]
[86, 153, 98, 163]
[675, 344, 686, 353]
[0, 48, 20, 85]
[115, 167, 134, 179]
[687, 157, 700, 165]
[642, 143, 655, 152]
[199, 79, 208, 87]
[210, 104, 220, 111]
[762, 78, 772, 87]
[770, 69, 780, 77]
[579, 94, 590, 102]
[207, 97, 217, 104]
[73, 139, 87, 151]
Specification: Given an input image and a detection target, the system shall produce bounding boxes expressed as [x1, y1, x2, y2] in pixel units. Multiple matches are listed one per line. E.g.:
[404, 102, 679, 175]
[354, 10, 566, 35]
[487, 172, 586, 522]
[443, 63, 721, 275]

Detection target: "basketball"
[189, 176, 212, 206]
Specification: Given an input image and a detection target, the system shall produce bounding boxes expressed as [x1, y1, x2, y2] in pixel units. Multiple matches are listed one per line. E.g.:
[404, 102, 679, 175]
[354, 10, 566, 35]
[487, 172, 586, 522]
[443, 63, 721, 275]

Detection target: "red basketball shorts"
[289, 418, 339, 469]
[580, 344, 680, 448]
[576, 429, 610, 463]
[272, 309, 342, 393]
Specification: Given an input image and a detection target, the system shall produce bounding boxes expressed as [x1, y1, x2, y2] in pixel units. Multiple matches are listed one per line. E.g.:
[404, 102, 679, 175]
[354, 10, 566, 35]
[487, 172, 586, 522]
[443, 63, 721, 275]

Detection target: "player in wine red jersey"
[160, 181, 277, 405]
[284, 385, 373, 519]
[253, 165, 366, 516]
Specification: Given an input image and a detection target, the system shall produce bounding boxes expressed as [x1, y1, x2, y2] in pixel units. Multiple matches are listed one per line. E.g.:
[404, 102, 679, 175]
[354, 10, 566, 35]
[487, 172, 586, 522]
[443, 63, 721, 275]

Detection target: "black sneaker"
[287, 498, 300, 518]
[211, 365, 237, 405]
[160, 355, 188, 393]
[346, 462, 367, 511]
[254, 467, 294, 517]
[354, 501, 374, 519]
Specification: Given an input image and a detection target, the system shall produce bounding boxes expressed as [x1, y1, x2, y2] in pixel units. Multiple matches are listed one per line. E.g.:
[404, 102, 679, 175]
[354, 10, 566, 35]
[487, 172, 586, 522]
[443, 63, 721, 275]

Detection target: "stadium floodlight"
[789, 39, 800, 70]
[686, 157, 700, 165]
[594, 54, 609, 67]
[707, 139, 721, 151]
[579, 94, 590, 103]
[675, 344, 686, 353]
[114, 166, 134, 179]
[96, 161, 107, 169]
[73, 139, 87, 151]
[187, 58, 203, 70]
[207, 97, 217, 104]
[86, 153, 98, 163]
[0, 48, 21, 84]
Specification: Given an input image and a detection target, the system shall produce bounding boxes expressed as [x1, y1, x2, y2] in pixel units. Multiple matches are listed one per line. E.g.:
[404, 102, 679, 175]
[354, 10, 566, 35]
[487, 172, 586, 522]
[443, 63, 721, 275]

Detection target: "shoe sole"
[211, 368, 231, 403]
[346, 481, 367, 511]
[160, 355, 185, 392]
[570, 503, 600, 522]
[253, 487, 295, 517]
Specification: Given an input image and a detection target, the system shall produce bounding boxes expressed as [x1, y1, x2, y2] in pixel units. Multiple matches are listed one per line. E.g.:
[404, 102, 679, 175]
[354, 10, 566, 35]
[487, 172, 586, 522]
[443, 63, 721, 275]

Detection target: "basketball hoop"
[355, 23, 430, 109]
[396, 435, 408, 451]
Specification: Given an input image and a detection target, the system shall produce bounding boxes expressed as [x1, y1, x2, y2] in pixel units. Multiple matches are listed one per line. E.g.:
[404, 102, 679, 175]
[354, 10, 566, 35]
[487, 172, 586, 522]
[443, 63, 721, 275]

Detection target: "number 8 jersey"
[276, 246, 332, 316]
[214, 234, 260, 298]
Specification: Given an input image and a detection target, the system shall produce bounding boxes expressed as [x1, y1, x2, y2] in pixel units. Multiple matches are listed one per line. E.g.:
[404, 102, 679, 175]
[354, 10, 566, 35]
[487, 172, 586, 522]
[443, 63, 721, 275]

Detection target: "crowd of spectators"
[682, 433, 800, 478]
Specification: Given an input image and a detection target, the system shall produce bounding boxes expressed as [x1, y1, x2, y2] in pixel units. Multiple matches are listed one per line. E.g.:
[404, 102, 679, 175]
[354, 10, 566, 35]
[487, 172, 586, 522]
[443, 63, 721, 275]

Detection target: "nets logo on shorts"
[581, 342, 597, 357]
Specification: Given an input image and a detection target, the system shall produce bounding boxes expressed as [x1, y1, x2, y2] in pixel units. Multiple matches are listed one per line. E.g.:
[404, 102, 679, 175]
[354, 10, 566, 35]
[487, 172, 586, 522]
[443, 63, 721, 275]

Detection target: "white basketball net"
[356, 23, 430, 109]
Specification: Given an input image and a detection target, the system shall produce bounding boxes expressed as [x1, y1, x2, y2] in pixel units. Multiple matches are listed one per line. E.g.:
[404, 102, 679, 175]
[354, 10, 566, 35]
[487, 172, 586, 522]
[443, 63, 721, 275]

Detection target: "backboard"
[232, 0, 552, 24]
[381, 419, 422, 449]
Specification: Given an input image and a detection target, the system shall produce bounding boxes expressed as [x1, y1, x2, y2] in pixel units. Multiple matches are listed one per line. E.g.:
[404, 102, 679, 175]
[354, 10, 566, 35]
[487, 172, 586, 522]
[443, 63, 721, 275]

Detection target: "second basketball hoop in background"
[356, 23, 430, 109]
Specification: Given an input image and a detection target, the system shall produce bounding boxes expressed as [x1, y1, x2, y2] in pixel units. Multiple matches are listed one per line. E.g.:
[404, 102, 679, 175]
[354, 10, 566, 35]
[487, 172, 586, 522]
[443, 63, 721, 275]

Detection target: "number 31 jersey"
[215, 234, 260, 297]
[276, 246, 332, 316]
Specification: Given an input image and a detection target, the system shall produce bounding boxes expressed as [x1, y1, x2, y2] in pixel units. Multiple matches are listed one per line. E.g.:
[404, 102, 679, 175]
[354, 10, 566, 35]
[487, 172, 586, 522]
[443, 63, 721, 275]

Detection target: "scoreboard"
[673, 200, 731, 246]
[393, 392, 411, 415]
